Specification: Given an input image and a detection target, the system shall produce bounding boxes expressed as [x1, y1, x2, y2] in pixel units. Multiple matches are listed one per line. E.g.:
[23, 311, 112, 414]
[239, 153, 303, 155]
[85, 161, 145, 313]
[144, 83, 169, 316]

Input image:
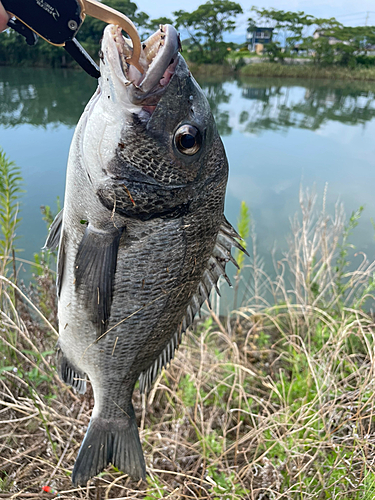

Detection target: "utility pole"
[365, 11, 369, 26]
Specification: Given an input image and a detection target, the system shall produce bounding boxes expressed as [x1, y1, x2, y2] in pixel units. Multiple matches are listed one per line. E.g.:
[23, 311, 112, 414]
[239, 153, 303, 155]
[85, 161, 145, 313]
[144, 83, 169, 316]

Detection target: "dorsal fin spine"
[138, 219, 247, 394]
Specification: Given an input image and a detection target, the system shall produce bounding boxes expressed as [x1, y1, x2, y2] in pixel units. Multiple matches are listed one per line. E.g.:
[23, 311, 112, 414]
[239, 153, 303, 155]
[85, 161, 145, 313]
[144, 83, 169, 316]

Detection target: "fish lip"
[133, 25, 181, 100]
[108, 24, 181, 106]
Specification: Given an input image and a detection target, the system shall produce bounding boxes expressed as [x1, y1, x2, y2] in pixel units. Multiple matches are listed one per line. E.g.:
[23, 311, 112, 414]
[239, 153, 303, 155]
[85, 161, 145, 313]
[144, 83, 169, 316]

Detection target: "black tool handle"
[2, 0, 83, 45]
[7, 18, 38, 45]
[4, 0, 101, 79]
[64, 39, 100, 79]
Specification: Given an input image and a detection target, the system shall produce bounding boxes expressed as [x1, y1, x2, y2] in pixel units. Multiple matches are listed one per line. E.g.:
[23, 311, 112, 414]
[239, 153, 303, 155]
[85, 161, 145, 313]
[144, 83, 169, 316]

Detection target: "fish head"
[88, 24, 228, 218]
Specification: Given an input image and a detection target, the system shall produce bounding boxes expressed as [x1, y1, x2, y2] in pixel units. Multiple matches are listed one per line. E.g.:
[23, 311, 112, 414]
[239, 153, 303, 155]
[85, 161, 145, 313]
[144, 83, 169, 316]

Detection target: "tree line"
[0, 1, 374, 68]
[0, 0, 243, 67]
[250, 7, 375, 67]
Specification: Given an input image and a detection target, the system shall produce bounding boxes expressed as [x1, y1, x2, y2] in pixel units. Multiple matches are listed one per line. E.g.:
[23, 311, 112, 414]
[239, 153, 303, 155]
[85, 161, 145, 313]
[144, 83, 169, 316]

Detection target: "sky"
[139, 0, 375, 44]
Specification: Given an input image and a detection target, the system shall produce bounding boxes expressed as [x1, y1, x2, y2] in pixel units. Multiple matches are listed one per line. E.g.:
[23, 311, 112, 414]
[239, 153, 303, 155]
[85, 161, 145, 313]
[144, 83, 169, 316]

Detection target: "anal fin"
[139, 328, 182, 394]
[57, 348, 87, 394]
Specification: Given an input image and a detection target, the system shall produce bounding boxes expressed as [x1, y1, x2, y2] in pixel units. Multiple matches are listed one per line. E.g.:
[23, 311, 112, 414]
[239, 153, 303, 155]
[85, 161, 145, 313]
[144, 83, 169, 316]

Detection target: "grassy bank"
[3, 55, 375, 82]
[1, 151, 375, 498]
[239, 62, 375, 81]
[186, 59, 375, 81]
[187, 61, 236, 76]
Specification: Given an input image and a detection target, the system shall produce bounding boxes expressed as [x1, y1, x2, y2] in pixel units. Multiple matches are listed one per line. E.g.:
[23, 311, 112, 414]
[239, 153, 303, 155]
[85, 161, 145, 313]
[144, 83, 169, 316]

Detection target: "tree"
[248, 7, 375, 68]
[319, 25, 375, 67]
[249, 8, 340, 62]
[250, 7, 315, 52]
[174, 0, 243, 63]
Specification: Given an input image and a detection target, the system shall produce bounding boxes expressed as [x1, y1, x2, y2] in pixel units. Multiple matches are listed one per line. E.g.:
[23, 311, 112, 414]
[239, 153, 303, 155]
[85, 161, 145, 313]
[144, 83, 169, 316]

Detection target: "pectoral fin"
[74, 224, 124, 336]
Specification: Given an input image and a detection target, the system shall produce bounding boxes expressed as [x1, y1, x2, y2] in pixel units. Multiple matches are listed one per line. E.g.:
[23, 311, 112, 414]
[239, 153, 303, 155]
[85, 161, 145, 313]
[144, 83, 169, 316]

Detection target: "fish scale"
[108, 219, 186, 367]
[44, 23, 248, 486]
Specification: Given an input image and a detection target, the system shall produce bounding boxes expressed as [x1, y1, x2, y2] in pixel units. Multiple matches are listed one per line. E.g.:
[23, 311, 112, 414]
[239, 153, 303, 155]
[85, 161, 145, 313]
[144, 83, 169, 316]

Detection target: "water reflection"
[1, 68, 375, 288]
[0, 67, 96, 128]
[1, 68, 375, 136]
[198, 78, 375, 136]
[201, 80, 233, 136]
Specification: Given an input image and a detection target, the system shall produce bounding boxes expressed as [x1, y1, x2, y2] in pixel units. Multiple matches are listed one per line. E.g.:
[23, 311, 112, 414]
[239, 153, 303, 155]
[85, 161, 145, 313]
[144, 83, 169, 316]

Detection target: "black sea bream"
[45, 23, 246, 486]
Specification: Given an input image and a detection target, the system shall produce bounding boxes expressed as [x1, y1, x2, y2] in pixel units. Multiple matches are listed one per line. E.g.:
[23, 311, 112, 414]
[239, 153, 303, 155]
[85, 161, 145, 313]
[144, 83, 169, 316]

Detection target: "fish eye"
[174, 125, 202, 156]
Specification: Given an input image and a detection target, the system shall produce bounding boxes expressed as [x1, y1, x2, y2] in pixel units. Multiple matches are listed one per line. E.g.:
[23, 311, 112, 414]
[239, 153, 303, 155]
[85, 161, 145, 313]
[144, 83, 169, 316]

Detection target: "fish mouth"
[109, 24, 181, 107]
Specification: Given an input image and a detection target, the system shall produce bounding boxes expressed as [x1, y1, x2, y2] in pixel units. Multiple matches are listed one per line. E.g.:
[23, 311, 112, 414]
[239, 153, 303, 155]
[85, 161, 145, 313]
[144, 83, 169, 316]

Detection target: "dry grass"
[1, 187, 375, 499]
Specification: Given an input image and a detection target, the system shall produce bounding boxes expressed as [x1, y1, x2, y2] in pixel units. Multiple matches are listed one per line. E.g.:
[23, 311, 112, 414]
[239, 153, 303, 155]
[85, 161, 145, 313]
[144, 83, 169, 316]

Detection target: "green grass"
[226, 49, 259, 59]
[185, 55, 375, 81]
[0, 148, 22, 278]
[240, 62, 375, 81]
[186, 60, 236, 76]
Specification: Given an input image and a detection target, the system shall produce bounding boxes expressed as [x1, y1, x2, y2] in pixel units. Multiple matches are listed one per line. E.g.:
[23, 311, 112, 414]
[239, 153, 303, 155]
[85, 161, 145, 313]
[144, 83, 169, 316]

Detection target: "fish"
[45, 23, 247, 486]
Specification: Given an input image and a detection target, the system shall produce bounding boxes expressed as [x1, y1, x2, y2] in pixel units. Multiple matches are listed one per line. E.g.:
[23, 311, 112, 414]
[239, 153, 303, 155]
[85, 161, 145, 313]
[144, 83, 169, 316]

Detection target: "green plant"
[144, 476, 166, 499]
[22, 349, 55, 387]
[0, 148, 23, 277]
[360, 469, 375, 500]
[207, 467, 249, 498]
[0, 472, 13, 492]
[29, 200, 60, 322]
[174, 0, 243, 64]
[178, 374, 197, 407]
[335, 206, 364, 303]
[0, 150, 23, 367]
[41, 197, 61, 227]
[233, 200, 250, 309]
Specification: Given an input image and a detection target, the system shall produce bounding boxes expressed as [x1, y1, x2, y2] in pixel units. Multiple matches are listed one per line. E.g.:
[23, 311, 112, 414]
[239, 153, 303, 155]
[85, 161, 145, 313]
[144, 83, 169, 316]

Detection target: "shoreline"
[2, 60, 375, 82]
[189, 61, 375, 81]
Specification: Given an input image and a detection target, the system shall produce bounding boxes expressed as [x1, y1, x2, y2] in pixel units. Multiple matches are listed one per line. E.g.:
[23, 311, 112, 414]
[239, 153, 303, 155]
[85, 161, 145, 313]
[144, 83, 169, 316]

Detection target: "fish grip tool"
[3, 0, 142, 77]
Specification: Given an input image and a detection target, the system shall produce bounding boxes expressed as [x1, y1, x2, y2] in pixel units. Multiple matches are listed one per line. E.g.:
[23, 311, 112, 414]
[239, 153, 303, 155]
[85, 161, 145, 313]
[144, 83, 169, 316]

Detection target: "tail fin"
[72, 408, 146, 486]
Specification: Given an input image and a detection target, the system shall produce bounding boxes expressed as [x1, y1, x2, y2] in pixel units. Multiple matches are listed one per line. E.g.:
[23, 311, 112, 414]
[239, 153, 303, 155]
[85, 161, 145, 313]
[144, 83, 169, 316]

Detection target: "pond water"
[1, 66, 375, 303]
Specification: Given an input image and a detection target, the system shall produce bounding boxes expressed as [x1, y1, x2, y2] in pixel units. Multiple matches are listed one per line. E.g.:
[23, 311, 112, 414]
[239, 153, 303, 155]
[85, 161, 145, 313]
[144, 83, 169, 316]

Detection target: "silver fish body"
[46, 24, 246, 486]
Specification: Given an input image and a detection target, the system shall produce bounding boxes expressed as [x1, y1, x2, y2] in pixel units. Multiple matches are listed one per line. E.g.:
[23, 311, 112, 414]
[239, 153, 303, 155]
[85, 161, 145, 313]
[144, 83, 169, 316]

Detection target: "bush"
[187, 42, 234, 64]
[356, 54, 375, 67]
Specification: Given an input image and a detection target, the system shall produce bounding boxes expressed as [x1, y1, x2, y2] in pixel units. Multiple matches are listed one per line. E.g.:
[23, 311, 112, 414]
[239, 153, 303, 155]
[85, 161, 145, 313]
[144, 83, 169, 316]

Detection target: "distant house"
[365, 44, 375, 55]
[247, 26, 274, 52]
[313, 30, 349, 46]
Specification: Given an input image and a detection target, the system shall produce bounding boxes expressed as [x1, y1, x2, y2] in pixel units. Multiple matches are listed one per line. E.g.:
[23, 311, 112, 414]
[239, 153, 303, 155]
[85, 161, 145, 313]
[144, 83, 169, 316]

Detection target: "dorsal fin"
[57, 230, 66, 298]
[138, 219, 247, 393]
[44, 209, 64, 250]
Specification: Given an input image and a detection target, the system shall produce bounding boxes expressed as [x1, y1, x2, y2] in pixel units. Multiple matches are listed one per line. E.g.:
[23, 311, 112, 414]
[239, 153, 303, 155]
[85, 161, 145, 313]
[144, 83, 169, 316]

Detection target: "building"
[246, 26, 274, 52]
[365, 44, 375, 55]
[313, 30, 348, 46]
